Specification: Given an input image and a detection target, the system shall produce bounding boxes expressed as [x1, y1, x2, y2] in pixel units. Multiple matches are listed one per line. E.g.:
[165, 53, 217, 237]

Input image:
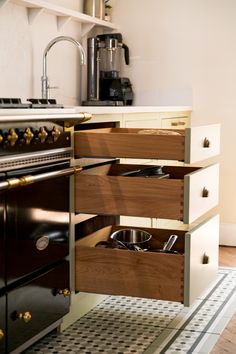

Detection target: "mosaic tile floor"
[24, 267, 236, 354]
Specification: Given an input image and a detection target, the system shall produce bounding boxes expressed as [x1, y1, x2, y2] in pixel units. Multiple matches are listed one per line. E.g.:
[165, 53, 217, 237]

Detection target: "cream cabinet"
[73, 115, 220, 307]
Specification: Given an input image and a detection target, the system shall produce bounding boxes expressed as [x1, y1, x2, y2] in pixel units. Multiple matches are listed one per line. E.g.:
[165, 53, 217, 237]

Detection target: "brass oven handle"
[0, 166, 82, 191]
[0, 329, 4, 340]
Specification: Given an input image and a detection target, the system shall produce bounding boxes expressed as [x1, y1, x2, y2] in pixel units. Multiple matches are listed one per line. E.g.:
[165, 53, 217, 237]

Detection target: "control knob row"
[0, 126, 61, 147]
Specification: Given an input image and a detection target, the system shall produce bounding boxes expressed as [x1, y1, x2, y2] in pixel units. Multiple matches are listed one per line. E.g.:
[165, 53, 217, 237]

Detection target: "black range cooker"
[0, 98, 88, 354]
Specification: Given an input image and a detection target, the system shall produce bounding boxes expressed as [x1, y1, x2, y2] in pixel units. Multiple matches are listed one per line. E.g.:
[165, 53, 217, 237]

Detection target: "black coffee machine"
[83, 33, 133, 106]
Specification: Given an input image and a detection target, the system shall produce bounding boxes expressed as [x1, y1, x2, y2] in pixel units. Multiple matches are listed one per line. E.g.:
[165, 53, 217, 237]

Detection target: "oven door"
[0, 172, 6, 291]
[0, 294, 6, 353]
[4, 161, 75, 285]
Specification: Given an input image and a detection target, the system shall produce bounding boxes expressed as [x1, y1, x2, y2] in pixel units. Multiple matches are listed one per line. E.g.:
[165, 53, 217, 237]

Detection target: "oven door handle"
[0, 166, 82, 191]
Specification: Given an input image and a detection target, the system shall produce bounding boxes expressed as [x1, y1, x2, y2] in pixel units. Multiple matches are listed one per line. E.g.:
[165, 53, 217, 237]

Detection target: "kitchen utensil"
[110, 228, 152, 250]
[118, 165, 169, 178]
[149, 234, 178, 254]
[162, 234, 178, 251]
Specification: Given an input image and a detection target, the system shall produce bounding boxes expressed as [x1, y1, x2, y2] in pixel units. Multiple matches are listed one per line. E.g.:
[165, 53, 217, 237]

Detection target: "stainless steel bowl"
[110, 228, 152, 250]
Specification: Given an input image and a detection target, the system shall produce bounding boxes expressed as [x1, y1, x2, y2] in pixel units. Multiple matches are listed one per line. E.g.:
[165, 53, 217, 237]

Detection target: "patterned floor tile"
[24, 268, 236, 354]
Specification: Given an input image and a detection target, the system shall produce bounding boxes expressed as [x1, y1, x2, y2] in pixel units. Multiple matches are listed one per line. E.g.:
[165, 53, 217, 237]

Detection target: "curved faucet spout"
[41, 36, 86, 99]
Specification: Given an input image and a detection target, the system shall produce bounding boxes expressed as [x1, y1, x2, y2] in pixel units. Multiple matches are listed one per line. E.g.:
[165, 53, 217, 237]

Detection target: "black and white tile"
[24, 268, 236, 354]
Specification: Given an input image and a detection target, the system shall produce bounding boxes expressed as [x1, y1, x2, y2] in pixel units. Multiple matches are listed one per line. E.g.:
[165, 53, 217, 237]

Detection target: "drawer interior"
[75, 224, 185, 302]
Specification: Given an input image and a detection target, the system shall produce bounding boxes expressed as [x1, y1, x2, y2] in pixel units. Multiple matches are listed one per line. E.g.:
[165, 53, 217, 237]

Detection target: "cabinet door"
[7, 262, 70, 353]
[0, 295, 6, 354]
[184, 214, 219, 306]
[0, 191, 5, 290]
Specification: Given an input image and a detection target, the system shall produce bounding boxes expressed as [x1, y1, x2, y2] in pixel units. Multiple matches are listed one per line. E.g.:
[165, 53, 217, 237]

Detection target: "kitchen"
[0, 0, 235, 353]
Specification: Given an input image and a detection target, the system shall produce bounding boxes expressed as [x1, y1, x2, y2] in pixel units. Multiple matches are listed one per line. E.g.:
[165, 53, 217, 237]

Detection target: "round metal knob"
[0, 134, 3, 144]
[23, 127, 34, 145]
[7, 128, 18, 147]
[17, 311, 32, 323]
[0, 329, 4, 340]
[52, 126, 61, 142]
[57, 288, 71, 297]
[38, 127, 48, 143]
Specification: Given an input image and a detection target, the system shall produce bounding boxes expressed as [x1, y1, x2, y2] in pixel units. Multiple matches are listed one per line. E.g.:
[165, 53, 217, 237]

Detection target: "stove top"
[0, 98, 64, 109]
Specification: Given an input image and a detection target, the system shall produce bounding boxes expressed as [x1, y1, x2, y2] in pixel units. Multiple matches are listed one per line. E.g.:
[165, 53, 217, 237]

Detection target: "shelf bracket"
[57, 16, 72, 31]
[81, 23, 96, 37]
[27, 7, 44, 25]
[0, 0, 9, 8]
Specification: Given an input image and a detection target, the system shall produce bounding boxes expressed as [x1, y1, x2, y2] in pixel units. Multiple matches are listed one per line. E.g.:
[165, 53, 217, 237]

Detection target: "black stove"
[0, 98, 64, 109]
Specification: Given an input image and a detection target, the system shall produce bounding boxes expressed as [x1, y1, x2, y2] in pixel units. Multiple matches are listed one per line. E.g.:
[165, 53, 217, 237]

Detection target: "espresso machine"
[83, 33, 133, 106]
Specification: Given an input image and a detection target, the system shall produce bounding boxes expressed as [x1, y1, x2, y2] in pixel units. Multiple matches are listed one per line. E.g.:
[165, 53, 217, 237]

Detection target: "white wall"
[0, 0, 84, 105]
[111, 0, 236, 245]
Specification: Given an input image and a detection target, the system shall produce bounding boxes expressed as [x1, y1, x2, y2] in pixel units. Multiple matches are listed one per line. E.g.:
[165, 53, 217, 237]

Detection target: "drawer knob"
[202, 187, 209, 198]
[202, 253, 210, 264]
[0, 329, 4, 340]
[203, 137, 210, 148]
[57, 288, 71, 297]
[16, 311, 32, 323]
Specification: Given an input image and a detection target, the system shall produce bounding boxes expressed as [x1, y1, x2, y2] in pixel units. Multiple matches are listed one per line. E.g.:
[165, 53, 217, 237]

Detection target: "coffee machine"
[83, 33, 133, 106]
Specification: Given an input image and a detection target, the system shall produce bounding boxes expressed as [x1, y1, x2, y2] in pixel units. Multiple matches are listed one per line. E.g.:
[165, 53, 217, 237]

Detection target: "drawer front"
[75, 163, 219, 224]
[184, 214, 219, 306]
[7, 262, 70, 353]
[74, 124, 220, 163]
[185, 124, 220, 163]
[184, 163, 219, 224]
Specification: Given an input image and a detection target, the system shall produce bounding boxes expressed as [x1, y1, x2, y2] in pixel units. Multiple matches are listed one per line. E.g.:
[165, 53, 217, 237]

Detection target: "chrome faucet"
[41, 36, 86, 99]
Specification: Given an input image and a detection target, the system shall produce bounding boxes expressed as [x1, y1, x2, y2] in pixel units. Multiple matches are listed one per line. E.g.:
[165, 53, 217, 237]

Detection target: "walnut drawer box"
[75, 162, 219, 224]
[75, 215, 219, 306]
[74, 124, 220, 164]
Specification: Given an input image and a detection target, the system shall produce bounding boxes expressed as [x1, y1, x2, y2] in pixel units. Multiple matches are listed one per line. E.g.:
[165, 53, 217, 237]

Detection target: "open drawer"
[74, 124, 220, 164]
[75, 215, 219, 306]
[75, 162, 219, 224]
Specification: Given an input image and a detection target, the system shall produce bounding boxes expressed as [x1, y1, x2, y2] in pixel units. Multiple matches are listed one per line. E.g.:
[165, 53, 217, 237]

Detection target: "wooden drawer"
[75, 162, 219, 224]
[74, 124, 220, 164]
[75, 215, 219, 306]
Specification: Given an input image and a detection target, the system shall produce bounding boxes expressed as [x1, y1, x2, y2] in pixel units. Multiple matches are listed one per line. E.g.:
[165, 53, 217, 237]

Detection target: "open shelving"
[0, 0, 118, 35]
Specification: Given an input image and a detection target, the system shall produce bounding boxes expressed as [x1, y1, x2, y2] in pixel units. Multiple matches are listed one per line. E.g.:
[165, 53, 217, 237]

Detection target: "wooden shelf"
[0, 0, 118, 34]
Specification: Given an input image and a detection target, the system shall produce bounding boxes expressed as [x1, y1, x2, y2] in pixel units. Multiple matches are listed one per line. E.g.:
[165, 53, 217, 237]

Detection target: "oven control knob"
[0, 132, 3, 144]
[52, 126, 61, 142]
[38, 127, 48, 143]
[16, 311, 32, 323]
[0, 329, 4, 340]
[23, 127, 34, 145]
[7, 128, 18, 147]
